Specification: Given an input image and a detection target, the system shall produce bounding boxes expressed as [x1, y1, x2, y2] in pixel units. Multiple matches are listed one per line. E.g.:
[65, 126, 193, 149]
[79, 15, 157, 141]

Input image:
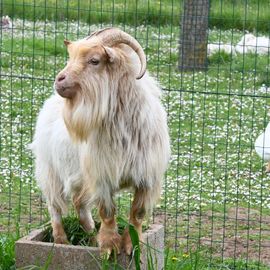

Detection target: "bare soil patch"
[155, 206, 270, 265]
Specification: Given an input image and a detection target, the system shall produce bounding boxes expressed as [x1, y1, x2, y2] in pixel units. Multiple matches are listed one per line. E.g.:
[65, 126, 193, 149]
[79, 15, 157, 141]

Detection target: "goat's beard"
[63, 80, 110, 142]
[63, 98, 92, 142]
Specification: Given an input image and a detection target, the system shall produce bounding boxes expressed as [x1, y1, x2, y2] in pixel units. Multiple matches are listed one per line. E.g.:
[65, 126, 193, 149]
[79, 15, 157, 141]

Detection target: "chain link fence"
[1, 0, 270, 268]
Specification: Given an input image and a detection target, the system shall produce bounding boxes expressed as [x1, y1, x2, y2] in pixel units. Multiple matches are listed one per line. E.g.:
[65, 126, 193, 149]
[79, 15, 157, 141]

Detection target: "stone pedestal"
[16, 224, 164, 270]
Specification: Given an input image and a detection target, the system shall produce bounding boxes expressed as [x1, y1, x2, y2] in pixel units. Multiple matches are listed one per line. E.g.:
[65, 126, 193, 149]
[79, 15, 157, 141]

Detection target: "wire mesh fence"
[1, 0, 270, 268]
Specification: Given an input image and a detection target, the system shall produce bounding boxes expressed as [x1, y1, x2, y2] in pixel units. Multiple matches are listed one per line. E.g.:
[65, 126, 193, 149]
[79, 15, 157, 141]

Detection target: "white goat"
[235, 33, 270, 55]
[30, 28, 170, 254]
[255, 122, 270, 172]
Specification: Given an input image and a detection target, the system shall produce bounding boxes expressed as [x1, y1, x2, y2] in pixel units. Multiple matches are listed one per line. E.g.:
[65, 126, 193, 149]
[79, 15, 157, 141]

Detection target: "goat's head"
[55, 28, 147, 141]
[54, 28, 146, 99]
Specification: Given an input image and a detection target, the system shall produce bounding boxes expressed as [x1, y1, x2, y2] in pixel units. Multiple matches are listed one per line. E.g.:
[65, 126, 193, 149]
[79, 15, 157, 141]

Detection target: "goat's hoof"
[97, 230, 121, 255]
[54, 234, 69, 244]
[122, 228, 143, 256]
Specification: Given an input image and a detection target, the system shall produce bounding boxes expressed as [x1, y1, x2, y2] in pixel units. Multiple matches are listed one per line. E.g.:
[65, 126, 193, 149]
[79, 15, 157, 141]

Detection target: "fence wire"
[1, 0, 270, 268]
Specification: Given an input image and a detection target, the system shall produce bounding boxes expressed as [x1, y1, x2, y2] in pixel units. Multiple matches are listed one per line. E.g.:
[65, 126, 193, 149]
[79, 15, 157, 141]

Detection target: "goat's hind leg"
[73, 193, 95, 232]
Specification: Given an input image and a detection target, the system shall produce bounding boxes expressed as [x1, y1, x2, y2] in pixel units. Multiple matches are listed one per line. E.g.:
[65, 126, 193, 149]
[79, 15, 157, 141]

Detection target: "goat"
[235, 33, 270, 55]
[255, 122, 270, 172]
[30, 27, 170, 255]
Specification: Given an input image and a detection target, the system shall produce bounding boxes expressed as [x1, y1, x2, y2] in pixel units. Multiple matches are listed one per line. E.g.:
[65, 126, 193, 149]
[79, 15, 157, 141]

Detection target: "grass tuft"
[42, 216, 147, 247]
[0, 234, 18, 270]
[42, 216, 98, 246]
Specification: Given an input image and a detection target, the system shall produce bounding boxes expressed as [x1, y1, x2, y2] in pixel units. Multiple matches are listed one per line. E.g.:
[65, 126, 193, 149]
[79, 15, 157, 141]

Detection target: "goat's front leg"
[122, 187, 147, 255]
[97, 201, 121, 255]
[49, 205, 68, 244]
[73, 194, 95, 232]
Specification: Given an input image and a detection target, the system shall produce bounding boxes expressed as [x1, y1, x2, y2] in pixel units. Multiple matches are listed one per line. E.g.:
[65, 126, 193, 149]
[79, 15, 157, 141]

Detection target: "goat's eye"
[88, 58, 100, 65]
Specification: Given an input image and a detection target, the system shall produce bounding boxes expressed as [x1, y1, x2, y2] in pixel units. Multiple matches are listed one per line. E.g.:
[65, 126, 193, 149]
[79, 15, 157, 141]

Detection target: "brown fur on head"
[55, 39, 133, 142]
[55, 40, 121, 100]
[54, 28, 147, 142]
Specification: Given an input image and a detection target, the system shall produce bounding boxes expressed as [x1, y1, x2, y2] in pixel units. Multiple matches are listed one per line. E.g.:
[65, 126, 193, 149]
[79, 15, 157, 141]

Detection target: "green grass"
[42, 216, 98, 246]
[209, 0, 270, 33]
[42, 216, 147, 246]
[2, 0, 270, 32]
[0, 233, 18, 270]
[2, 0, 181, 26]
[166, 249, 270, 270]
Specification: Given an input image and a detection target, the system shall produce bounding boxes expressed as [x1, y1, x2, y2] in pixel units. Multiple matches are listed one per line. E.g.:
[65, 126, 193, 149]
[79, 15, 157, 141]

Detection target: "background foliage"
[1, 0, 270, 269]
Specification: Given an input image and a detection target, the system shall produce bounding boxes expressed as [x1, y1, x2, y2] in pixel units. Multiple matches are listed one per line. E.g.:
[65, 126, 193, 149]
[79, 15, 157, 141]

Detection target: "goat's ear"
[64, 40, 71, 46]
[102, 46, 116, 63]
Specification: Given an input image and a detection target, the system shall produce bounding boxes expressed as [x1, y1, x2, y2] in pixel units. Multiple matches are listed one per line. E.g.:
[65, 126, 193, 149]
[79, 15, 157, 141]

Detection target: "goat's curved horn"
[89, 28, 146, 80]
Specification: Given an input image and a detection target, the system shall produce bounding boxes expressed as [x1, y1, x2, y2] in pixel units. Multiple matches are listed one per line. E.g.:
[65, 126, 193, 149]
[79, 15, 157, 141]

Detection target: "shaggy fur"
[30, 29, 170, 251]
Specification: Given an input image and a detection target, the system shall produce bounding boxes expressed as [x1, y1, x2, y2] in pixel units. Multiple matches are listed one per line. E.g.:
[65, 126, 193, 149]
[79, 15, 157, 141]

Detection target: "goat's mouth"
[56, 86, 76, 99]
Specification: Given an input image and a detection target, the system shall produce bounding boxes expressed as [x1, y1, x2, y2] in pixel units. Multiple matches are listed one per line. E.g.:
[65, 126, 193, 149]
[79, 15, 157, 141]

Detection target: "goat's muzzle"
[55, 73, 76, 99]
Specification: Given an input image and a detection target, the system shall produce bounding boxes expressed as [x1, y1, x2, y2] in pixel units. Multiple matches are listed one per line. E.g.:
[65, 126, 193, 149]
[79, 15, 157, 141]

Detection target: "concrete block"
[15, 224, 164, 270]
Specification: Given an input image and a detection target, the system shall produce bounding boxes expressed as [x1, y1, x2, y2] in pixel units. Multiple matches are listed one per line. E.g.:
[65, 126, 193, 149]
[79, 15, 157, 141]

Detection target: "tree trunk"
[179, 0, 210, 71]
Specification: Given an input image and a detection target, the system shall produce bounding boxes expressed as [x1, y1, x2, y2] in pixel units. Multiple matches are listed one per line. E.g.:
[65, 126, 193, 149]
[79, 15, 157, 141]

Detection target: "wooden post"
[179, 0, 210, 71]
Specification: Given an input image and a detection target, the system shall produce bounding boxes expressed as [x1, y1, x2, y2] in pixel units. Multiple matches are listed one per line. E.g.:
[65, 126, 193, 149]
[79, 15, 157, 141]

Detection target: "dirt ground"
[0, 193, 45, 233]
[155, 206, 270, 266]
[199, 207, 270, 265]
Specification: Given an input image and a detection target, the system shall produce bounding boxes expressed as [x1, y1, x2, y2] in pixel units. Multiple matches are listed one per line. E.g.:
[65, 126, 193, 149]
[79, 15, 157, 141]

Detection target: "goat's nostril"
[57, 74, 66, 82]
